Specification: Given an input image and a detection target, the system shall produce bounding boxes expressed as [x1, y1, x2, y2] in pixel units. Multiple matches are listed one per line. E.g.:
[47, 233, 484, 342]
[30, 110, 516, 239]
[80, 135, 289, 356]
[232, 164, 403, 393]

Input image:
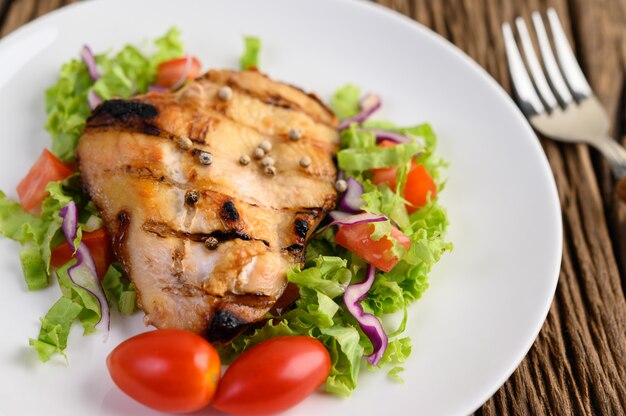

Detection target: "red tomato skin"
[212, 336, 331, 415]
[17, 149, 73, 213]
[335, 222, 411, 272]
[107, 330, 220, 413]
[156, 56, 202, 88]
[372, 167, 398, 188]
[405, 164, 437, 213]
[50, 228, 112, 278]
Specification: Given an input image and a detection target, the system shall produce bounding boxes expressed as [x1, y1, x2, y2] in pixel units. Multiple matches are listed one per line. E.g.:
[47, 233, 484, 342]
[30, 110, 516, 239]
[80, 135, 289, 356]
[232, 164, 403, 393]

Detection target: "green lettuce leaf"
[305, 227, 343, 262]
[218, 320, 298, 364]
[387, 366, 405, 382]
[102, 264, 137, 315]
[92, 47, 151, 100]
[0, 191, 45, 244]
[362, 121, 436, 147]
[29, 253, 105, 362]
[44, 59, 92, 160]
[39, 180, 75, 269]
[150, 27, 185, 71]
[379, 337, 412, 382]
[19, 246, 48, 290]
[287, 256, 352, 299]
[0, 177, 81, 290]
[330, 84, 361, 119]
[29, 258, 103, 362]
[380, 337, 412, 366]
[240, 36, 261, 70]
[337, 141, 422, 172]
[361, 182, 411, 231]
[29, 296, 83, 362]
[55, 260, 101, 335]
[341, 124, 376, 149]
[320, 325, 364, 396]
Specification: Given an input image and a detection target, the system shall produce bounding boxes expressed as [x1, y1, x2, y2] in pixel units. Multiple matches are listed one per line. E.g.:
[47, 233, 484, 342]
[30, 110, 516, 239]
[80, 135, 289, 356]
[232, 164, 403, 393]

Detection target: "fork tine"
[502, 22, 545, 116]
[514, 17, 558, 110]
[546, 8, 592, 99]
[531, 12, 573, 105]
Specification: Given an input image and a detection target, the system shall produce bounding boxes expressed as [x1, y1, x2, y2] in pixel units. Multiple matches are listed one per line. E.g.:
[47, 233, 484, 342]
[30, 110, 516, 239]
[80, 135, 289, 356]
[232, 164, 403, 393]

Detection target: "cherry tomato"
[212, 336, 331, 415]
[335, 222, 411, 272]
[405, 164, 437, 212]
[107, 329, 220, 413]
[17, 149, 73, 213]
[156, 56, 202, 88]
[51, 228, 112, 278]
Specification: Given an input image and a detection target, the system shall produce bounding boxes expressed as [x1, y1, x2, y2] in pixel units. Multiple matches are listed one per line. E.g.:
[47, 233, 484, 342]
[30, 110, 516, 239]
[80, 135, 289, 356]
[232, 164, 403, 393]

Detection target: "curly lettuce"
[0, 178, 80, 290]
[330, 84, 361, 119]
[240, 36, 261, 70]
[221, 86, 451, 396]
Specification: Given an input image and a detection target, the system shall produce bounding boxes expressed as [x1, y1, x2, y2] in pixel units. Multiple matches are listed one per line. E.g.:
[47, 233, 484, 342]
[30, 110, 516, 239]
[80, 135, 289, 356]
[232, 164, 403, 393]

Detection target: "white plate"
[0, 0, 562, 415]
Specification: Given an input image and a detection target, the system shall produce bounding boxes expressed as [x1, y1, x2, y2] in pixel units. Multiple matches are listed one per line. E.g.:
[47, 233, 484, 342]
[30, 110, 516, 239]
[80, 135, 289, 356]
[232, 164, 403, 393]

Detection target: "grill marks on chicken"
[77, 70, 338, 343]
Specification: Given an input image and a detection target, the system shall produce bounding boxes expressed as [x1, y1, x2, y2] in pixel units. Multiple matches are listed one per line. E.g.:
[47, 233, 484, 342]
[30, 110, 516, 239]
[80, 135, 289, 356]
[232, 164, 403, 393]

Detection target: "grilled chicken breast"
[77, 70, 339, 343]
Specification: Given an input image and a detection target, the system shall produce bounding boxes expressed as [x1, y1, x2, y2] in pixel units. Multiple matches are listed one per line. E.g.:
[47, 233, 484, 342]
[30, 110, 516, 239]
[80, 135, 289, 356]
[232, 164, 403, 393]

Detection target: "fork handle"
[592, 137, 626, 202]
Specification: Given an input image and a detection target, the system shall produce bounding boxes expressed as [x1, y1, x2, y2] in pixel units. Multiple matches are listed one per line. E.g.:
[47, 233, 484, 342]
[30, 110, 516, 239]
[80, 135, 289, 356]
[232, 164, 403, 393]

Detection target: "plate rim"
[0, 0, 564, 414]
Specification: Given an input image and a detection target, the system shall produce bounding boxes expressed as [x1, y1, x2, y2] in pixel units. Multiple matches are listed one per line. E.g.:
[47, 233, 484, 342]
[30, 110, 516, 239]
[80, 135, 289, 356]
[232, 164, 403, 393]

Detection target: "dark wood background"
[1, 0, 624, 414]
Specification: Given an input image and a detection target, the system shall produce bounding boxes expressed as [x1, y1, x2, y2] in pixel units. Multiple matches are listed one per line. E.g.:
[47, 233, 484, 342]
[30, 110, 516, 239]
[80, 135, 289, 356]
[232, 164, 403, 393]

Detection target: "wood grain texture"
[0, 0, 35, 37]
[0, 0, 74, 37]
[1, 0, 624, 414]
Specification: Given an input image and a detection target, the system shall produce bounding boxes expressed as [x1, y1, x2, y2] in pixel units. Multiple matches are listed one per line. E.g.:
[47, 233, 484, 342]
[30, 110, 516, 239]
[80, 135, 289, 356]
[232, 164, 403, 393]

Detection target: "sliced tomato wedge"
[335, 222, 411, 272]
[17, 149, 73, 213]
[51, 228, 112, 278]
[372, 166, 398, 188]
[405, 164, 437, 212]
[155, 56, 202, 88]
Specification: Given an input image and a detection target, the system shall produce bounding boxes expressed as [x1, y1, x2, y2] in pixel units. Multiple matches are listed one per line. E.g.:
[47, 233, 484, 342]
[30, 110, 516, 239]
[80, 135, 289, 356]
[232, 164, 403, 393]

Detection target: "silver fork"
[502, 8, 626, 200]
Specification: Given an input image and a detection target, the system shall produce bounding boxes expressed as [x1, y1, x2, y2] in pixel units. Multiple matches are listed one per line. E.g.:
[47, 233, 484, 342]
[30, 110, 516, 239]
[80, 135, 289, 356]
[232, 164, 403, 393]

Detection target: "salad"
[0, 28, 450, 411]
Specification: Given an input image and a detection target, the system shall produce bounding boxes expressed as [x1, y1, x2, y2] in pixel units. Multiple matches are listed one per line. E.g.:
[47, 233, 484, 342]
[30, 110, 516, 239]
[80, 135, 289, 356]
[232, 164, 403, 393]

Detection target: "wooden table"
[1, 0, 624, 414]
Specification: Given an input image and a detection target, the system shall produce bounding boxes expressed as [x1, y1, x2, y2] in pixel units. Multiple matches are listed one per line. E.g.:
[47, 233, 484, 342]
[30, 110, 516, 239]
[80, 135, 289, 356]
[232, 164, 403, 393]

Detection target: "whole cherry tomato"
[212, 336, 331, 415]
[107, 329, 220, 413]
